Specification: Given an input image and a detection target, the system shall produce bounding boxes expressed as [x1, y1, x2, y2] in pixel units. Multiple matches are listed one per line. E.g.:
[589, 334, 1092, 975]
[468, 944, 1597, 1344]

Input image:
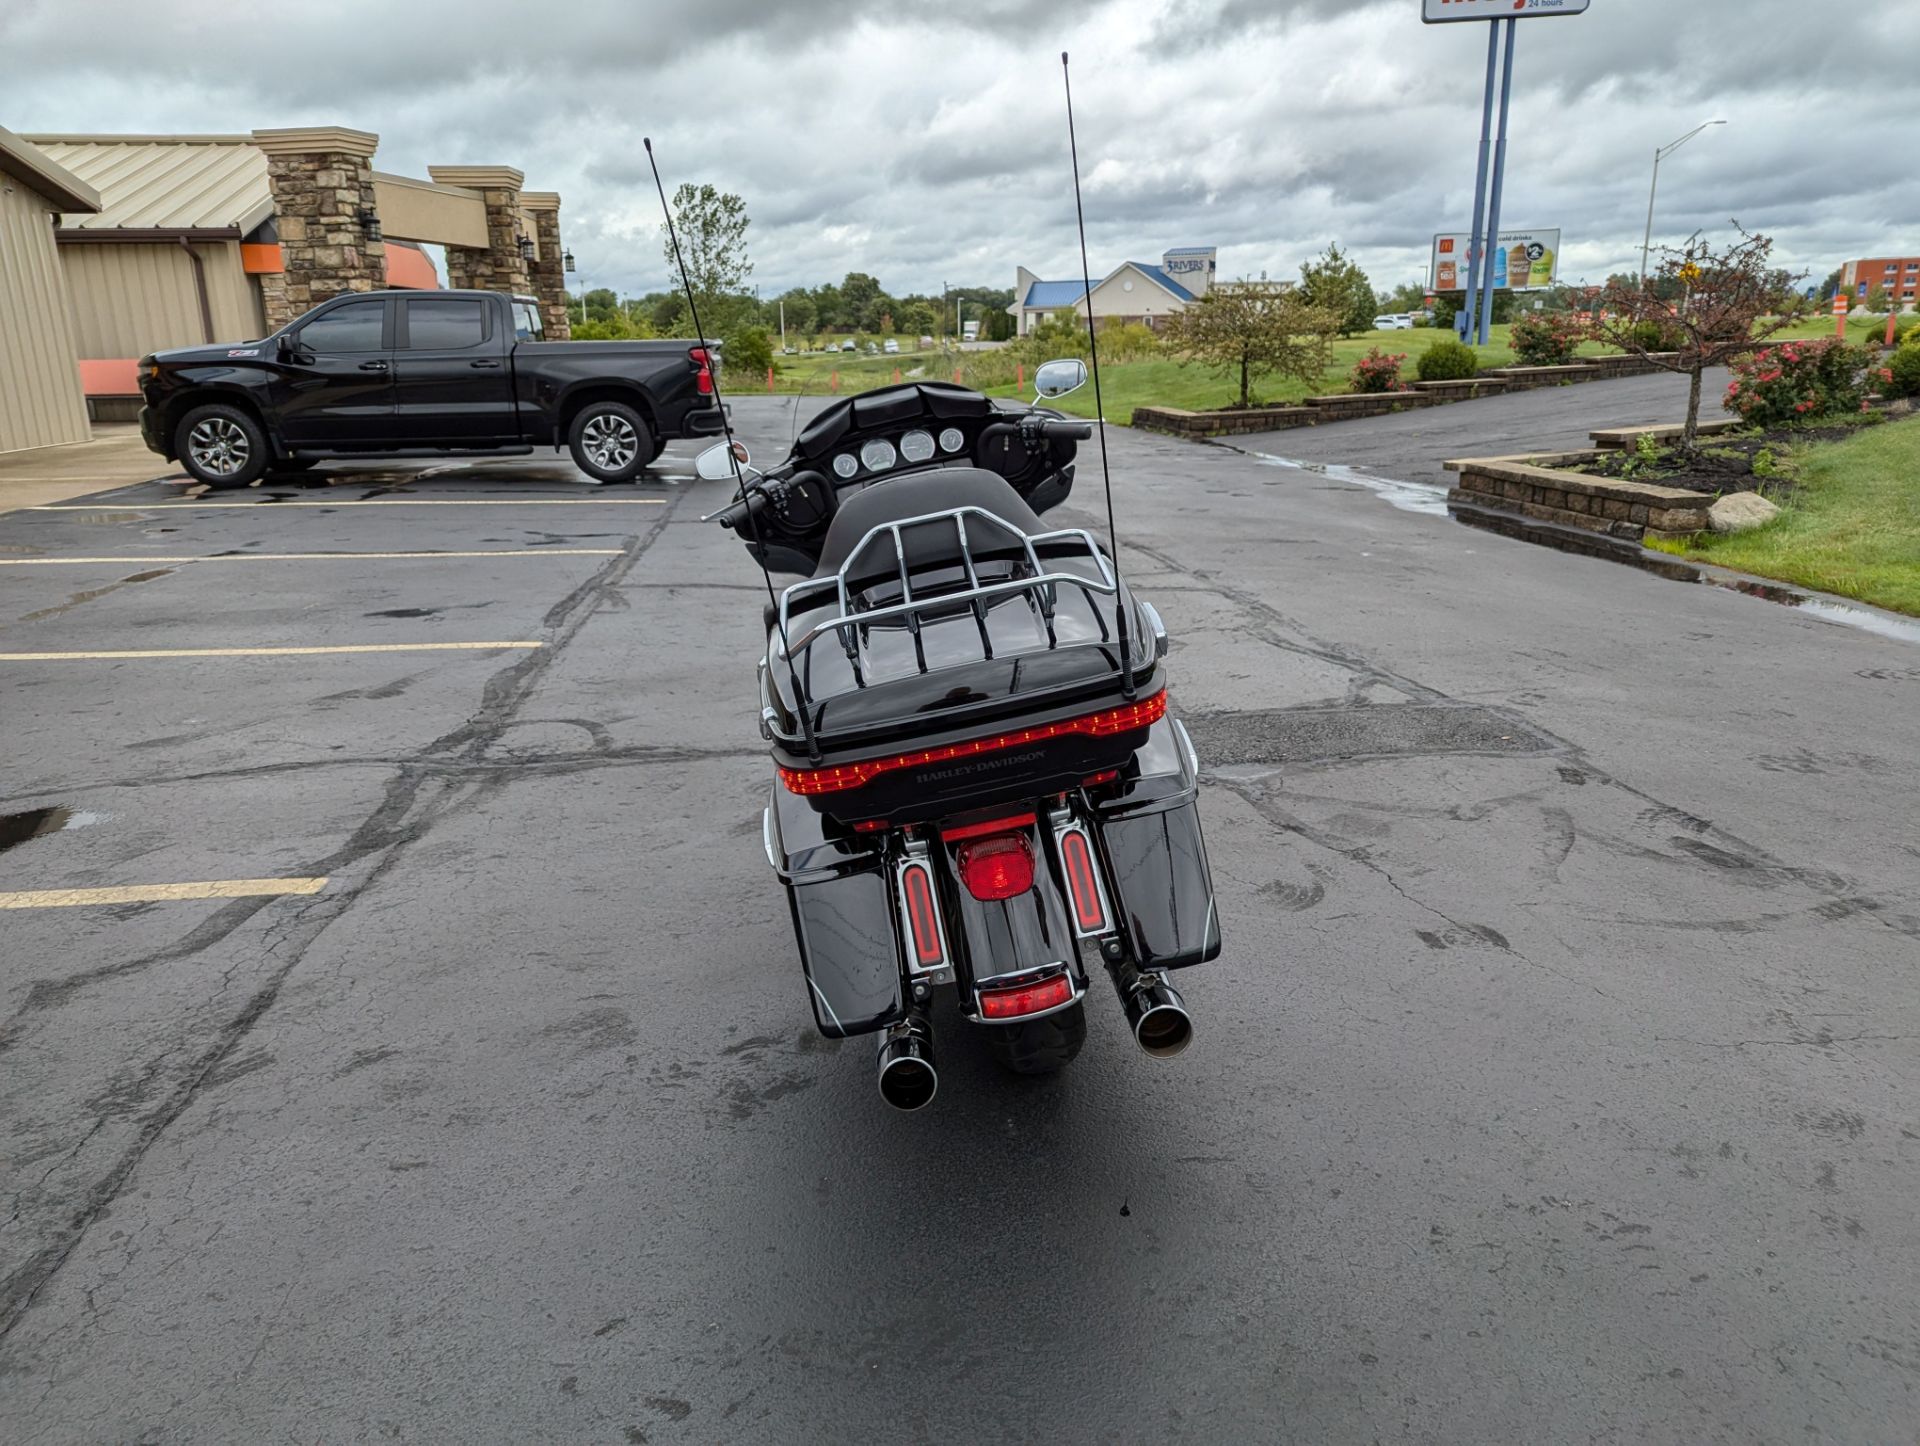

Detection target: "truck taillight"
[689, 347, 713, 396]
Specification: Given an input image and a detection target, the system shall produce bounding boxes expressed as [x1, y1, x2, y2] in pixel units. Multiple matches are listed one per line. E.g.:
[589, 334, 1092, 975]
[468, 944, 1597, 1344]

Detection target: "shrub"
[1417, 337, 1479, 382]
[1628, 317, 1685, 352]
[721, 325, 774, 380]
[1349, 348, 1408, 393]
[1724, 340, 1868, 426]
[1509, 310, 1587, 366]
[1885, 344, 1920, 399]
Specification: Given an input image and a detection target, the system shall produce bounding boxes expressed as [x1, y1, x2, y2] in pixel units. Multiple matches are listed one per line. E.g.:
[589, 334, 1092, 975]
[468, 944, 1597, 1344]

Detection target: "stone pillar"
[426, 165, 529, 298]
[519, 192, 571, 340]
[252, 126, 385, 330]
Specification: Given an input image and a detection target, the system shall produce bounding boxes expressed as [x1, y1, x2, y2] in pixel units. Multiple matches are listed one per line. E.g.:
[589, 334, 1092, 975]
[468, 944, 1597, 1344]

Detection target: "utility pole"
[1641, 121, 1726, 285]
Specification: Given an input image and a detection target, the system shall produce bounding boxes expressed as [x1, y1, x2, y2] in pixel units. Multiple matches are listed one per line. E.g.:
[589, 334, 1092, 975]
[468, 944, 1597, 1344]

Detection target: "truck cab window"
[296, 301, 386, 353]
[513, 302, 543, 341]
[405, 298, 486, 350]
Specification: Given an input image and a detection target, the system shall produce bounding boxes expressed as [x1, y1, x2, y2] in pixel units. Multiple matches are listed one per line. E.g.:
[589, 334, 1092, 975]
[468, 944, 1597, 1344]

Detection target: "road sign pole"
[1461, 20, 1500, 345]
[1475, 17, 1517, 347]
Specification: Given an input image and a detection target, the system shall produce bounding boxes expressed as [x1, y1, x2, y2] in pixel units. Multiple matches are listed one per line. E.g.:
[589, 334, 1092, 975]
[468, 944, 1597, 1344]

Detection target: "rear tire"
[175, 403, 269, 489]
[985, 1001, 1086, 1076]
[567, 400, 652, 484]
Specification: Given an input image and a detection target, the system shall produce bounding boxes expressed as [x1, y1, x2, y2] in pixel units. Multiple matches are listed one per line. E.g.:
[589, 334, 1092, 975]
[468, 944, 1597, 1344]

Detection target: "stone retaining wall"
[1589, 418, 1742, 450]
[1132, 351, 1684, 438]
[1443, 452, 1712, 543]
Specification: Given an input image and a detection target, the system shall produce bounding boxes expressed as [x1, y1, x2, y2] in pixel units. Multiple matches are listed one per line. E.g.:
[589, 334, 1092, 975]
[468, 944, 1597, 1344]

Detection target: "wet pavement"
[1, 384, 1917, 1443]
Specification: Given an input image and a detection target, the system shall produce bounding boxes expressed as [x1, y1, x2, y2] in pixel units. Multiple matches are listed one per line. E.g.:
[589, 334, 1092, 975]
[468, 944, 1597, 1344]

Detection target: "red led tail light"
[978, 973, 1074, 1020]
[957, 834, 1034, 901]
[777, 690, 1168, 796]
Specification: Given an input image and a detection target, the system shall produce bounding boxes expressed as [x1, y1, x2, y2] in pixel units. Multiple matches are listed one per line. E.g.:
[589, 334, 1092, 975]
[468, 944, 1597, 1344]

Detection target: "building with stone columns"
[7, 124, 573, 422]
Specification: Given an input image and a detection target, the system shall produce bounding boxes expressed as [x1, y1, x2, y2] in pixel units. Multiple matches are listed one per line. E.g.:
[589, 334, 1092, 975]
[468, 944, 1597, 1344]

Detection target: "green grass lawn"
[750, 326, 1624, 423]
[1645, 416, 1920, 616]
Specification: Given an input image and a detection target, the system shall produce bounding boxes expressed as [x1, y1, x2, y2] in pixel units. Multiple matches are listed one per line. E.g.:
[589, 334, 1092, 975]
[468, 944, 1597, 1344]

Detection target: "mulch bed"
[1568, 423, 1868, 495]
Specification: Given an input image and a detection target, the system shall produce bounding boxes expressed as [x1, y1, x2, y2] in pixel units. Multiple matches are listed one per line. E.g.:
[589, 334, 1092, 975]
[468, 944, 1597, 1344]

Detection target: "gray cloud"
[2, 0, 1911, 300]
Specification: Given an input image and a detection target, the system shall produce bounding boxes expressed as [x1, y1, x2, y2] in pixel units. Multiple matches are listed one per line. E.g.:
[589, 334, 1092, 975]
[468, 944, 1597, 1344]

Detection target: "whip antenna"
[1060, 52, 1133, 698]
[644, 138, 821, 762]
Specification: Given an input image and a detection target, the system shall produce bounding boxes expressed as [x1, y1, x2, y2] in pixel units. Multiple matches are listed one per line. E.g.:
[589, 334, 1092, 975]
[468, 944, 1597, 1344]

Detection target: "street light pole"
[1640, 120, 1725, 285]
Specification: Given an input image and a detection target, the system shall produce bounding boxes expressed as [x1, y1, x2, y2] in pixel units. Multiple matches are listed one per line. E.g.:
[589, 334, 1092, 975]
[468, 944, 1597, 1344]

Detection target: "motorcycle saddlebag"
[1093, 715, 1222, 971]
[767, 785, 907, 1038]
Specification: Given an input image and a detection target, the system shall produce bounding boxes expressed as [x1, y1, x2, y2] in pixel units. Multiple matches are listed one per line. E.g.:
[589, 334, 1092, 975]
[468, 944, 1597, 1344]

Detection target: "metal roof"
[1021, 279, 1092, 308]
[1162, 247, 1214, 256]
[1130, 264, 1196, 302]
[24, 136, 272, 233]
[0, 126, 101, 213]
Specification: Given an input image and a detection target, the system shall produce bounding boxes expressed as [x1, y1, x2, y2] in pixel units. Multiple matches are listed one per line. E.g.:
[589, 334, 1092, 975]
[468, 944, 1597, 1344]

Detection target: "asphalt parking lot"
[2, 380, 1917, 1443]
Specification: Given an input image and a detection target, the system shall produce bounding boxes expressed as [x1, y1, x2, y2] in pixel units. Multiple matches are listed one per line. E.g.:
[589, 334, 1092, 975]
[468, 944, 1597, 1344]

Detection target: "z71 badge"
[226, 348, 260, 358]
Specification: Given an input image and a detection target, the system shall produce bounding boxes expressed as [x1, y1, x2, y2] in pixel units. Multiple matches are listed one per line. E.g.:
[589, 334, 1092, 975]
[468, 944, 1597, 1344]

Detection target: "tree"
[1162, 283, 1339, 407]
[1299, 244, 1377, 337]
[1865, 284, 1891, 314]
[722, 325, 774, 380]
[1588, 225, 1811, 449]
[894, 300, 937, 338]
[839, 272, 883, 330]
[660, 183, 752, 301]
[1817, 266, 1844, 303]
[1383, 280, 1429, 314]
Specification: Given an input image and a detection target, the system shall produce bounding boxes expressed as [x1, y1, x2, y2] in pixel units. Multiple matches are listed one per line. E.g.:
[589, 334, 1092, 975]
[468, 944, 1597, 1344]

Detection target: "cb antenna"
[644, 137, 821, 762]
[1061, 52, 1133, 699]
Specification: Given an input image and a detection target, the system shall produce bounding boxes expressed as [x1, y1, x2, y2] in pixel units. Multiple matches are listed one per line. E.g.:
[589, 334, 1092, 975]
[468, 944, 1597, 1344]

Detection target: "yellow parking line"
[0, 550, 623, 565]
[0, 641, 542, 661]
[0, 877, 328, 910]
[32, 499, 667, 509]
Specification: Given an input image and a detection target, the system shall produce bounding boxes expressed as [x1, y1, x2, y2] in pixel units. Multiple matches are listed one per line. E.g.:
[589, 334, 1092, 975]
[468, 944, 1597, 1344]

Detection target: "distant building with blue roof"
[1007, 247, 1217, 336]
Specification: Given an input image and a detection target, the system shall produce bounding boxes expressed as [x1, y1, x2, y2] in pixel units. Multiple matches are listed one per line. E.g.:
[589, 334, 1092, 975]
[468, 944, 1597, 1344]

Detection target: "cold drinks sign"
[1423, 0, 1590, 19]
[1431, 230, 1560, 292]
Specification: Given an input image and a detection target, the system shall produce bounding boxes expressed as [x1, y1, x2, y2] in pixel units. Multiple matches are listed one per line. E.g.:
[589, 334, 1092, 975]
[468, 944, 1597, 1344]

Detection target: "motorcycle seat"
[812, 469, 1044, 581]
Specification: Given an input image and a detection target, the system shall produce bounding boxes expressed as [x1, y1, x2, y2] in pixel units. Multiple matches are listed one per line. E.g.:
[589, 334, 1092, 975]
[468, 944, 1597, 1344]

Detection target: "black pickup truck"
[138, 289, 725, 487]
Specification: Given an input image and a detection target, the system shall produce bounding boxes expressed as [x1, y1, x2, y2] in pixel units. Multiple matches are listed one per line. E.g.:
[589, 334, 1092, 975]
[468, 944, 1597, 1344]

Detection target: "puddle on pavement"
[1712, 583, 1920, 645]
[1248, 452, 1450, 516]
[0, 807, 108, 855]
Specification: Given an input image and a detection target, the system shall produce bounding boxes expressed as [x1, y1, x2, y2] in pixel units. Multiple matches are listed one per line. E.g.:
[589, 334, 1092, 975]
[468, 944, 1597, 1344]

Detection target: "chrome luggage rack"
[773, 505, 1119, 696]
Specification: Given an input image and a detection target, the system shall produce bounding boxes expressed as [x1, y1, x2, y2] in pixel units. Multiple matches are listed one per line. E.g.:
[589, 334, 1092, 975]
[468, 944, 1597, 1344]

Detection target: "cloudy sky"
[3, 0, 1914, 301]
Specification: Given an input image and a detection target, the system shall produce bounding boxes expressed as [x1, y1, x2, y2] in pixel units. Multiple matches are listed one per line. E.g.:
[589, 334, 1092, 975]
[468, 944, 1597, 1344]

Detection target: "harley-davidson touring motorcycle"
[696, 361, 1221, 1109]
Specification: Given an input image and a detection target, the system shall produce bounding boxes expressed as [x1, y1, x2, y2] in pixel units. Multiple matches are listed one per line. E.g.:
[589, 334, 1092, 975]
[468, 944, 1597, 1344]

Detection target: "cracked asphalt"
[1, 376, 1916, 1443]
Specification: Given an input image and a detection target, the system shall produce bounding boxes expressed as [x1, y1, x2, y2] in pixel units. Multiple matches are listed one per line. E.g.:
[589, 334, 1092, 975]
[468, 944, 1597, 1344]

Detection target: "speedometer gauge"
[832, 453, 859, 479]
[899, 429, 936, 463]
[859, 438, 898, 472]
[938, 427, 965, 454]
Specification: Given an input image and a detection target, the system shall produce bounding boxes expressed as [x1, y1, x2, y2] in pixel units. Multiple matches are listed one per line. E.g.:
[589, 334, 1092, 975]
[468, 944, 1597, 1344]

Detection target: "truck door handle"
[358, 360, 389, 372]
[469, 359, 502, 369]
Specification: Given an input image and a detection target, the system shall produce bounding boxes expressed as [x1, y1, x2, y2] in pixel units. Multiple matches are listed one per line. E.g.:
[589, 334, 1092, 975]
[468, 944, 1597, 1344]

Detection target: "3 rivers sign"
[1423, 0, 1590, 20]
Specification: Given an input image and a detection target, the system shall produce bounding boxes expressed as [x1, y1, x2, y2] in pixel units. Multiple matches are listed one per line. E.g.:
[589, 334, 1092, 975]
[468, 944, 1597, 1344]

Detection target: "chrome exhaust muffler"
[876, 1010, 938, 1111]
[1108, 956, 1194, 1058]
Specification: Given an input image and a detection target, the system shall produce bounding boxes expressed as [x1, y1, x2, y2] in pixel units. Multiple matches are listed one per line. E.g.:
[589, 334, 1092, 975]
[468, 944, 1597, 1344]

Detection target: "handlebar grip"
[1042, 419, 1093, 440]
[714, 486, 771, 530]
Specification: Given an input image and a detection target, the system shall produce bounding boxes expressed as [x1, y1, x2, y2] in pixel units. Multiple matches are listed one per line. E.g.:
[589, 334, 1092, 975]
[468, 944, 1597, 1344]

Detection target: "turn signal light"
[978, 973, 1074, 1020]
[777, 690, 1168, 796]
[1059, 828, 1107, 933]
[957, 834, 1034, 901]
[900, 863, 944, 967]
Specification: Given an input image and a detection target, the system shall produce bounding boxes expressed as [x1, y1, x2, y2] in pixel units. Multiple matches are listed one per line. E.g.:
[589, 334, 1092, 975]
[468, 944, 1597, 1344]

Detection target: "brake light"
[1059, 828, 1107, 933]
[957, 834, 1033, 901]
[777, 690, 1168, 796]
[900, 862, 944, 967]
[978, 973, 1073, 1020]
[689, 346, 714, 396]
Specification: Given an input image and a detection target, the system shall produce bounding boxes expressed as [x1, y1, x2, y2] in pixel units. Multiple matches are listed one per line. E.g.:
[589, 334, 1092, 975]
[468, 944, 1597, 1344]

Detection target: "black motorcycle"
[697, 361, 1221, 1110]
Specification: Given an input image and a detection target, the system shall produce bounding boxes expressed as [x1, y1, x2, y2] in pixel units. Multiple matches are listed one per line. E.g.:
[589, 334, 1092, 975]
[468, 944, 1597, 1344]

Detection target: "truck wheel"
[985, 1001, 1086, 1076]
[175, 403, 269, 489]
[568, 401, 652, 484]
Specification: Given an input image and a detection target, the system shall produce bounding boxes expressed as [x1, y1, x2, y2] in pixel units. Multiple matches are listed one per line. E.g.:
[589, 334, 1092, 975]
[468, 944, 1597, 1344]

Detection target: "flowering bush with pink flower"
[1349, 347, 1409, 393]
[1723, 340, 1867, 427]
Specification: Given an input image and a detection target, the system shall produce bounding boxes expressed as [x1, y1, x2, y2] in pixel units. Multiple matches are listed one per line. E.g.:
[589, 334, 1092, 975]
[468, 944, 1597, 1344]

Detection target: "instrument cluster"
[831, 425, 969, 482]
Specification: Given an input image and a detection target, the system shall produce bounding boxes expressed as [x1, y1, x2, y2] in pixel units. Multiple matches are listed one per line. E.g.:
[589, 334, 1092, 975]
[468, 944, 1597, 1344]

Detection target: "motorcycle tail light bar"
[777, 690, 1167, 796]
[1055, 822, 1110, 936]
[977, 972, 1075, 1021]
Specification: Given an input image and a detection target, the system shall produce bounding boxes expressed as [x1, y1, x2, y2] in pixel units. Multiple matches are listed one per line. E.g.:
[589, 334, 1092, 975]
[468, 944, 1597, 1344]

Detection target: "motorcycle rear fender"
[1093, 717, 1222, 970]
[937, 816, 1086, 1005]
[768, 784, 906, 1039]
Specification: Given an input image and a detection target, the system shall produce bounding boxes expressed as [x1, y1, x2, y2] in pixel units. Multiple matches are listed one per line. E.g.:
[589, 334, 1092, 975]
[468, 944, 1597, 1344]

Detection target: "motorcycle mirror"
[695, 440, 751, 481]
[1033, 358, 1088, 399]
